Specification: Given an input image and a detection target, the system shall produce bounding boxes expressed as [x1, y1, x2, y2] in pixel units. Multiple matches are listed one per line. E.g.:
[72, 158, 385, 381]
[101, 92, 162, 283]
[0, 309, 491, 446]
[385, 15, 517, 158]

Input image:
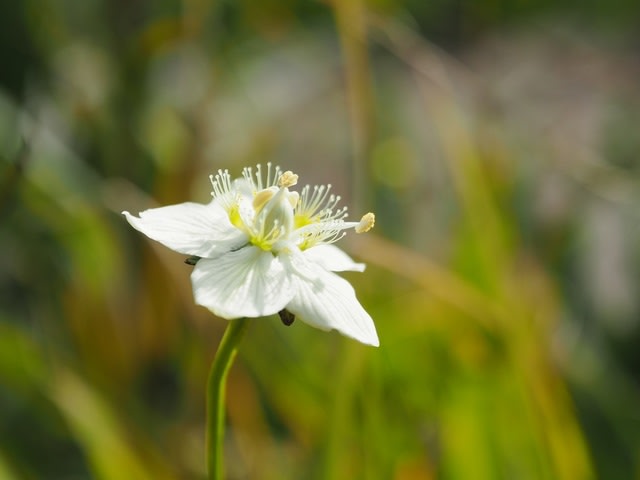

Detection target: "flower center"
[210, 165, 376, 254]
[249, 172, 299, 251]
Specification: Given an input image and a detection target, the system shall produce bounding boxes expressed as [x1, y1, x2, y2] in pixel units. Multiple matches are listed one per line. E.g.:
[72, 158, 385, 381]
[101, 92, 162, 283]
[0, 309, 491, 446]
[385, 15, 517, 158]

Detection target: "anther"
[253, 188, 276, 212]
[355, 212, 375, 233]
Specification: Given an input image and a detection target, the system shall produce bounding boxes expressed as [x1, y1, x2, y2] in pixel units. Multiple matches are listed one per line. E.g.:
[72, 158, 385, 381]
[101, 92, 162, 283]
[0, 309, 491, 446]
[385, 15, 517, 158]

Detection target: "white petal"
[192, 246, 294, 319]
[123, 200, 246, 257]
[303, 244, 366, 272]
[283, 256, 379, 346]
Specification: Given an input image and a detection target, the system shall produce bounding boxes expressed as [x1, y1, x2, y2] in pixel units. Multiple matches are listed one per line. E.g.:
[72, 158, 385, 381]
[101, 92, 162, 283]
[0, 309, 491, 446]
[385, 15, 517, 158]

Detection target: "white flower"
[123, 164, 379, 346]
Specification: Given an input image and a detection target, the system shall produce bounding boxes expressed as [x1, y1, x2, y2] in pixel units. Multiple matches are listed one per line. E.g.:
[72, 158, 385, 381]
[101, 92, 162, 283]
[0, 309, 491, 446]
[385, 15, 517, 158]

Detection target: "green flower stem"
[207, 317, 250, 480]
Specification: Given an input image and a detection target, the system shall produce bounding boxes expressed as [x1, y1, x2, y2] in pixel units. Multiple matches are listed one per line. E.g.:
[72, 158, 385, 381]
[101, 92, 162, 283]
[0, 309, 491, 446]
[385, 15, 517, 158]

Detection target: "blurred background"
[1, 0, 640, 479]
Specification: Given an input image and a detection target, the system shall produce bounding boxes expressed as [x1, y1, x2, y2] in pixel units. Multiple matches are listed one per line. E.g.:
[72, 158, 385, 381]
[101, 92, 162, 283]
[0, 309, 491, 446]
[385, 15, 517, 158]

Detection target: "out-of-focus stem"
[206, 318, 249, 480]
[331, 0, 375, 213]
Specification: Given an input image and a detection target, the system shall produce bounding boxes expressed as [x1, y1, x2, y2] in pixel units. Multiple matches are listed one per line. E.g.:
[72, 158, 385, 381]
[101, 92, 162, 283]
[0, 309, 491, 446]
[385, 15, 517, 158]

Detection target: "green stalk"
[206, 318, 250, 480]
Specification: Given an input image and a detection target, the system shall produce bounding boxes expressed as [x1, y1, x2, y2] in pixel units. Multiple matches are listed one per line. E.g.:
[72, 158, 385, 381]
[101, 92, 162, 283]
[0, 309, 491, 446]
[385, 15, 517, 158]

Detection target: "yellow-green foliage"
[1, 1, 639, 479]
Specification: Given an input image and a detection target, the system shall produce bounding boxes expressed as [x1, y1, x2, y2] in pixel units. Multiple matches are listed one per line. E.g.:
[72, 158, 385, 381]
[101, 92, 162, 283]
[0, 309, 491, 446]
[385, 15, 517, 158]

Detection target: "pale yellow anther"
[355, 212, 375, 233]
[278, 171, 298, 188]
[253, 188, 276, 212]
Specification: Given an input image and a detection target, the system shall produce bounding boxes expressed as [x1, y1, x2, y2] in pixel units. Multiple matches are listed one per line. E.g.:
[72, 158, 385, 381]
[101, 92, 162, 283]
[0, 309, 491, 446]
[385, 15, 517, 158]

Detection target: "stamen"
[295, 220, 349, 249]
[356, 212, 375, 233]
[242, 163, 283, 192]
[252, 188, 276, 212]
[278, 171, 298, 188]
[252, 216, 285, 250]
[210, 169, 236, 210]
[255, 164, 263, 190]
[297, 184, 346, 222]
[287, 191, 300, 209]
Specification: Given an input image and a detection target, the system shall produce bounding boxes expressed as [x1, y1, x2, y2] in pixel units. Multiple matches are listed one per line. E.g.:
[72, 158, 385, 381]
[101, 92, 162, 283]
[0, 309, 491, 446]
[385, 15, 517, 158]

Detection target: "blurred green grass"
[1, 1, 640, 479]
